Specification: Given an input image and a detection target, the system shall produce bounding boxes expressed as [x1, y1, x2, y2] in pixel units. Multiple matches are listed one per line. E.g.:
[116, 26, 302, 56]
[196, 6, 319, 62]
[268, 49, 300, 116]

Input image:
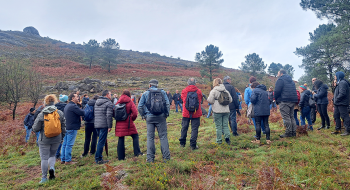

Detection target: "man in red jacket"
[179, 78, 203, 150]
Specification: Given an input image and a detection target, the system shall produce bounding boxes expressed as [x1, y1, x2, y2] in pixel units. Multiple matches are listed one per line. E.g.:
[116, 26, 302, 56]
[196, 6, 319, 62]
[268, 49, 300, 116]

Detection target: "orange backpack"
[44, 110, 62, 138]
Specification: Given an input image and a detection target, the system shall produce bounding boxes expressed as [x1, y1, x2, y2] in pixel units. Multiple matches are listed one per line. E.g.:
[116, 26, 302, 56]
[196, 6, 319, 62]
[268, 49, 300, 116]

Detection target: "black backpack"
[114, 103, 128, 121]
[146, 89, 166, 115]
[185, 90, 199, 112]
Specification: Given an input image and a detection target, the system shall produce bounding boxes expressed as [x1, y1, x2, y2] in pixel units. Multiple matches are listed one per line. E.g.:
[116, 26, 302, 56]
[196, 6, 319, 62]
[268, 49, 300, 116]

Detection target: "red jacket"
[115, 94, 138, 137]
[181, 85, 203, 118]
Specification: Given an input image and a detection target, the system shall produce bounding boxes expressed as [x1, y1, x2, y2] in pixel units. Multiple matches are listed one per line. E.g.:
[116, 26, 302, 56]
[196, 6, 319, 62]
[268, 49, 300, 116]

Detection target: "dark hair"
[93, 95, 99, 100]
[122, 90, 131, 97]
[279, 69, 287, 75]
[251, 81, 260, 88]
[83, 94, 88, 97]
[314, 80, 323, 90]
[68, 93, 76, 101]
[102, 90, 110, 97]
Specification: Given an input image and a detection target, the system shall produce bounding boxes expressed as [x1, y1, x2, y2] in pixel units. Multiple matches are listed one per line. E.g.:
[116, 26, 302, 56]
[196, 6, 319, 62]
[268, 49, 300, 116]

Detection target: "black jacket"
[167, 93, 172, 104]
[24, 113, 35, 129]
[314, 84, 329, 105]
[268, 91, 274, 103]
[85, 99, 97, 124]
[333, 79, 350, 106]
[299, 90, 312, 108]
[223, 82, 239, 110]
[274, 74, 298, 104]
[55, 102, 67, 113]
[64, 101, 85, 130]
[251, 84, 270, 117]
[173, 93, 182, 102]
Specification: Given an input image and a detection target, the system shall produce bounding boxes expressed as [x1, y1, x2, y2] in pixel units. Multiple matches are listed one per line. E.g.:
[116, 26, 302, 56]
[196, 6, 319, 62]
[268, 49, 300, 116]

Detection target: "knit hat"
[299, 85, 307, 90]
[59, 94, 68, 102]
[30, 108, 35, 112]
[249, 76, 256, 83]
[149, 79, 158, 87]
[304, 83, 307, 86]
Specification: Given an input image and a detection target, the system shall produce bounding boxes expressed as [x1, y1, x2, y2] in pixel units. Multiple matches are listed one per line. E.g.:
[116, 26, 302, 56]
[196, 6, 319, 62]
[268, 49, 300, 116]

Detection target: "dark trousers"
[334, 105, 350, 132]
[179, 117, 200, 147]
[317, 104, 330, 127]
[83, 123, 98, 156]
[294, 109, 299, 126]
[95, 128, 108, 163]
[117, 134, 142, 160]
[254, 116, 270, 140]
[229, 110, 238, 135]
[310, 106, 317, 123]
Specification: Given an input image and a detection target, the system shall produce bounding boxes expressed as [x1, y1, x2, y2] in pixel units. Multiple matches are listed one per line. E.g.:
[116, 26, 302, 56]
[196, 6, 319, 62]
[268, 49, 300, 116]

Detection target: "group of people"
[22, 70, 350, 184]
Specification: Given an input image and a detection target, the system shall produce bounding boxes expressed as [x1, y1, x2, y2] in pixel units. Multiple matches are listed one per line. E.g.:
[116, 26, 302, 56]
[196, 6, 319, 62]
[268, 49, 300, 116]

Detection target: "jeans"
[294, 109, 300, 126]
[117, 134, 142, 160]
[317, 104, 330, 127]
[95, 128, 108, 162]
[334, 105, 350, 132]
[175, 101, 183, 112]
[279, 102, 297, 134]
[61, 130, 78, 162]
[39, 143, 60, 179]
[179, 117, 200, 147]
[300, 106, 312, 127]
[55, 143, 62, 158]
[229, 110, 238, 135]
[146, 116, 170, 162]
[83, 123, 98, 156]
[207, 105, 212, 118]
[214, 112, 230, 143]
[255, 116, 270, 140]
[24, 125, 40, 143]
[270, 102, 276, 109]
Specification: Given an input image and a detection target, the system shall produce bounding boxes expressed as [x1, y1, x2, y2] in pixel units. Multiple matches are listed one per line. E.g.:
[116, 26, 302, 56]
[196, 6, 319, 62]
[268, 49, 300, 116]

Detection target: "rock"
[23, 26, 40, 36]
[54, 82, 69, 90]
[117, 78, 122, 81]
[83, 77, 101, 84]
[42, 86, 54, 91]
[103, 81, 116, 86]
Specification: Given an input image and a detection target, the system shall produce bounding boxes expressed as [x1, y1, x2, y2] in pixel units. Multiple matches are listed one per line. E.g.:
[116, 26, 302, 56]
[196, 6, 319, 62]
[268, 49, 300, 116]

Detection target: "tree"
[283, 64, 295, 79]
[83, 39, 100, 69]
[239, 53, 267, 75]
[27, 69, 43, 108]
[101, 38, 119, 72]
[268, 62, 283, 77]
[195, 44, 224, 83]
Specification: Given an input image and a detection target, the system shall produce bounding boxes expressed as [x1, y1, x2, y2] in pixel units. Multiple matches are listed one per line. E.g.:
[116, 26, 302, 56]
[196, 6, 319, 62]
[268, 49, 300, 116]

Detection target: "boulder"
[83, 78, 101, 84]
[54, 82, 69, 90]
[103, 81, 116, 86]
[23, 26, 40, 36]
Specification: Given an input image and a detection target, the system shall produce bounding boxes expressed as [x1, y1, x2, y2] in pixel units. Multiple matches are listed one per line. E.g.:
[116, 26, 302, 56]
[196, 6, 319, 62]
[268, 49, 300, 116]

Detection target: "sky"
[1, 0, 328, 80]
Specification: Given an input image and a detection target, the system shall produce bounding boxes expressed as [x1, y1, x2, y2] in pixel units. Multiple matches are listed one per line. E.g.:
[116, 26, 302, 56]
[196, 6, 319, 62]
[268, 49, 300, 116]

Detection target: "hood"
[87, 99, 97, 106]
[213, 84, 226, 92]
[55, 102, 67, 109]
[304, 90, 312, 96]
[96, 96, 111, 106]
[42, 105, 57, 114]
[336, 71, 345, 82]
[256, 84, 267, 91]
[320, 83, 329, 90]
[279, 74, 293, 83]
[185, 85, 198, 92]
[118, 94, 131, 104]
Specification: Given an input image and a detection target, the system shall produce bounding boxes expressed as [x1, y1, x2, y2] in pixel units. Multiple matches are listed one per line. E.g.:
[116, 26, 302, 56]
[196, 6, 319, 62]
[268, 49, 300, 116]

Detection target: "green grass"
[1, 110, 350, 189]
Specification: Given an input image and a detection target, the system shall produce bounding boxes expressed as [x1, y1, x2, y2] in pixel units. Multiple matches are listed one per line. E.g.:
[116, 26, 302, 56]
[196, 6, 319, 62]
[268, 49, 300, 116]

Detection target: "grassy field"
[1, 106, 350, 189]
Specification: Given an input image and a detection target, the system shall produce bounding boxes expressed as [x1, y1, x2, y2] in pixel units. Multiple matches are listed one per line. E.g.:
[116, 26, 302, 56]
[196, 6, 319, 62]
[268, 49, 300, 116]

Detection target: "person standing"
[310, 78, 318, 123]
[223, 76, 240, 136]
[274, 69, 298, 138]
[294, 89, 301, 126]
[23, 108, 38, 143]
[112, 94, 119, 105]
[94, 90, 114, 164]
[268, 87, 276, 111]
[32, 94, 66, 183]
[54, 94, 68, 159]
[179, 78, 203, 150]
[173, 90, 183, 113]
[115, 90, 142, 160]
[81, 95, 99, 157]
[61, 93, 85, 164]
[166, 91, 173, 105]
[299, 85, 313, 131]
[138, 79, 170, 163]
[207, 78, 232, 145]
[81, 94, 89, 109]
[313, 80, 331, 130]
[332, 72, 350, 135]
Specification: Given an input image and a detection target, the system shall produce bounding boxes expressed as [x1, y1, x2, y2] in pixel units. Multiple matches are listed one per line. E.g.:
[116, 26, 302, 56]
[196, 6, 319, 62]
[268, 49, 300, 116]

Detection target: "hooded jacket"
[333, 71, 350, 106]
[84, 99, 97, 124]
[223, 81, 239, 111]
[138, 86, 170, 118]
[55, 102, 67, 113]
[32, 105, 66, 145]
[207, 84, 232, 113]
[251, 84, 270, 117]
[115, 94, 138, 137]
[274, 74, 298, 104]
[313, 82, 329, 105]
[64, 101, 85, 130]
[181, 85, 203, 118]
[299, 90, 312, 108]
[24, 113, 35, 128]
[94, 96, 114, 129]
[244, 85, 253, 106]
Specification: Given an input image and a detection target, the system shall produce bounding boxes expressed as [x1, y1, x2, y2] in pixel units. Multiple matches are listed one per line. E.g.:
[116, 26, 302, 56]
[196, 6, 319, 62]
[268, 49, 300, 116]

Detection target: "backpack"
[114, 103, 128, 121]
[84, 104, 94, 121]
[44, 110, 62, 138]
[185, 91, 199, 112]
[309, 95, 316, 108]
[146, 89, 166, 115]
[218, 91, 230, 106]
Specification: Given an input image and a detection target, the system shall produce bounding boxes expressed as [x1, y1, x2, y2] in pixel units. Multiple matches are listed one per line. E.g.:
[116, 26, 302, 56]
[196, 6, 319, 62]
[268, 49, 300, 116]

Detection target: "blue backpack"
[84, 104, 94, 121]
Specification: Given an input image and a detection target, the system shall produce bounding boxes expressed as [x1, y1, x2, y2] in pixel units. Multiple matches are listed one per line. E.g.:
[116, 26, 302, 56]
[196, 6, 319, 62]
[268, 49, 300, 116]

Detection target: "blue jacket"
[313, 84, 329, 105]
[24, 113, 35, 128]
[55, 102, 67, 112]
[138, 86, 170, 118]
[251, 84, 270, 117]
[299, 90, 312, 108]
[274, 74, 298, 104]
[64, 101, 85, 130]
[244, 85, 253, 106]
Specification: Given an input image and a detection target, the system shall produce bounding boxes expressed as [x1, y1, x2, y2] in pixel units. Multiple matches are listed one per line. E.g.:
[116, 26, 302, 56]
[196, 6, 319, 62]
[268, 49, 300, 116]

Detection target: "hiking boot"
[64, 161, 76, 165]
[39, 178, 47, 184]
[340, 132, 350, 136]
[96, 160, 109, 165]
[326, 126, 330, 129]
[191, 145, 199, 150]
[49, 169, 55, 180]
[60, 161, 65, 164]
[80, 154, 87, 158]
[232, 133, 239, 136]
[180, 144, 185, 148]
[225, 138, 231, 145]
[331, 130, 341, 134]
[308, 126, 314, 131]
[317, 126, 326, 130]
[279, 133, 292, 138]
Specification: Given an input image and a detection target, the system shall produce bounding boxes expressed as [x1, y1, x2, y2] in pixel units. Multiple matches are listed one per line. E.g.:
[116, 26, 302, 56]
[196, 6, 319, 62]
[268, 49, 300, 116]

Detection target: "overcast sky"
[2, 0, 327, 80]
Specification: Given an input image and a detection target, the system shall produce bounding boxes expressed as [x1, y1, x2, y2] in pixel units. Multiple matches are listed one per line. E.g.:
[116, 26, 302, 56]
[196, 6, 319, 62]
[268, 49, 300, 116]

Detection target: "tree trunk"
[108, 61, 111, 73]
[90, 57, 92, 69]
[12, 102, 17, 120]
[33, 101, 37, 108]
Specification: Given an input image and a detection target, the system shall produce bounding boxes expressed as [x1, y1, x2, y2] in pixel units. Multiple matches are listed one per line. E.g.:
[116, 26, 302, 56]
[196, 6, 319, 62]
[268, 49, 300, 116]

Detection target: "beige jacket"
[207, 84, 232, 113]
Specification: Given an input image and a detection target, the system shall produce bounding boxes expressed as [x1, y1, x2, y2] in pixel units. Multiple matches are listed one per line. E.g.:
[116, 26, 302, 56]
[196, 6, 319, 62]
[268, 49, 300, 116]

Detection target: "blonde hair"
[44, 94, 58, 105]
[213, 78, 222, 87]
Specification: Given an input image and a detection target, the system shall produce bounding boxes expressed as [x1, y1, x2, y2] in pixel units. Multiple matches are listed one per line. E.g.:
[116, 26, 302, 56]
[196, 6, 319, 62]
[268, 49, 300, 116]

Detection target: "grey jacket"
[207, 84, 232, 113]
[94, 96, 114, 129]
[32, 105, 66, 145]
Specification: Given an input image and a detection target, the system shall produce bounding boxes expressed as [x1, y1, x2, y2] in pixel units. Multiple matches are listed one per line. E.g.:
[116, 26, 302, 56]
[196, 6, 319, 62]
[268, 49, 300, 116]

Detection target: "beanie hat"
[249, 76, 256, 83]
[304, 83, 307, 86]
[299, 85, 307, 90]
[59, 94, 68, 102]
[30, 108, 35, 112]
[149, 79, 158, 87]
